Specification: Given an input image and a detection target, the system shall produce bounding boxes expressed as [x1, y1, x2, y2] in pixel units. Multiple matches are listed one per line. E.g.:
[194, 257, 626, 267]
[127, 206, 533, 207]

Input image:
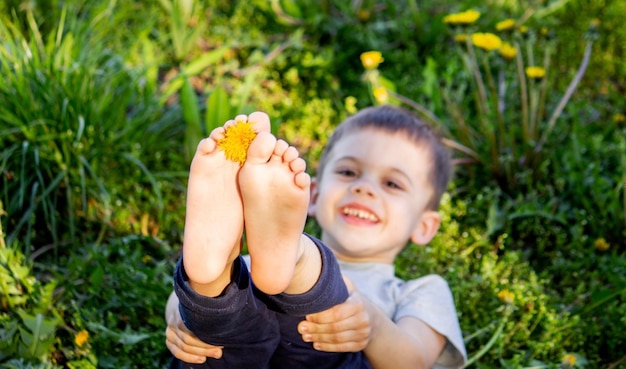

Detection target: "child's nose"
[350, 179, 375, 197]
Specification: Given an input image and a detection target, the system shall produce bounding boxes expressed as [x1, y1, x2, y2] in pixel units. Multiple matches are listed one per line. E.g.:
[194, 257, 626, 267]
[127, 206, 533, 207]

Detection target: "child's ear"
[308, 177, 319, 216]
[410, 210, 441, 245]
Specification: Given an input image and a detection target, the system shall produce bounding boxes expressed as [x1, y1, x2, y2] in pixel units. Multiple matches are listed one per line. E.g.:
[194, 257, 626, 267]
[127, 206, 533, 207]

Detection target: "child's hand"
[165, 296, 224, 363]
[298, 278, 371, 352]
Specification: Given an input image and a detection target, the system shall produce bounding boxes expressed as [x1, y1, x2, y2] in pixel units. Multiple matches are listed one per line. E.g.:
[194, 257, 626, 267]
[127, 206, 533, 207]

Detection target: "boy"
[171, 111, 368, 369]
[167, 106, 467, 368]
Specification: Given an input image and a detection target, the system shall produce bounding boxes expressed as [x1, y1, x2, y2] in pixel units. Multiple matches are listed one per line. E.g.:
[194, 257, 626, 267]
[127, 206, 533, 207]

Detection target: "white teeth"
[342, 207, 378, 221]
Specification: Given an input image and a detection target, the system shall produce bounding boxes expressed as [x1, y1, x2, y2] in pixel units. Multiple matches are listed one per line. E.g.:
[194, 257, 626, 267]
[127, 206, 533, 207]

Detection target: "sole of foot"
[239, 133, 311, 295]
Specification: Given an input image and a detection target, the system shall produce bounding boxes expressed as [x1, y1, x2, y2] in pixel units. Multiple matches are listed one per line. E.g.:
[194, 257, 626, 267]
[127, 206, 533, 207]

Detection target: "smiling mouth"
[341, 207, 379, 222]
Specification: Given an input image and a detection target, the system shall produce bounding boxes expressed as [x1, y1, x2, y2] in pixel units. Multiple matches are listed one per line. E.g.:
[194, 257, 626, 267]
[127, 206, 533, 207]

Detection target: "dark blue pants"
[171, 235, 370, 369]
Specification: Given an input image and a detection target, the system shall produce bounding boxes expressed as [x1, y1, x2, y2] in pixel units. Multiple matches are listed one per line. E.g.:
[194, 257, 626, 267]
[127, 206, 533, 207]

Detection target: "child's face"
[309, 129, 440, 263]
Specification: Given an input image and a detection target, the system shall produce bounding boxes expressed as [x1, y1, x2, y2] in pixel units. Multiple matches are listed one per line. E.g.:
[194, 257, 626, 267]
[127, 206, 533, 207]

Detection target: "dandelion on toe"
[217, 118, 258, 165]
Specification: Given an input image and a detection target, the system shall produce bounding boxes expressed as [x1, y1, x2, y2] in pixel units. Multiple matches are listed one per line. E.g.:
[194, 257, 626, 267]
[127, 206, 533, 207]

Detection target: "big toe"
[248, 111, 271, 133]
[246, 132, 276, 164]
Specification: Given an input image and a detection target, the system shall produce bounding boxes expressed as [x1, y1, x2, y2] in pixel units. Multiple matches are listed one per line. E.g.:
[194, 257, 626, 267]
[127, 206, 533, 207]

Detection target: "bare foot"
[183, 112, 270, 297]
[239, 133, 313, 295]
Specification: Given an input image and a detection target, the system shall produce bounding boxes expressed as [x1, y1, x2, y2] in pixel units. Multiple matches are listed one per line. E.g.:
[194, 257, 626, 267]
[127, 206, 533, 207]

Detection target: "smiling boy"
[167, 105, 467, 368]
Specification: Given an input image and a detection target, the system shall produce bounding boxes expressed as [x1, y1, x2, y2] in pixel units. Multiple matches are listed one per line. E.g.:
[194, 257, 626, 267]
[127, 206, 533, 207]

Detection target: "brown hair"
[317, 105, 451, 210]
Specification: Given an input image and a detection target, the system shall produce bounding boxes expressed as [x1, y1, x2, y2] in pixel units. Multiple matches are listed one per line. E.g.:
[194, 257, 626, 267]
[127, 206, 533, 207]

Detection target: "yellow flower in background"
[540, 27, 549, 36]
[454, 34, 468, 43]
[75, 330, 89, 347]
[344, 96, 357, 114]
[373, 86, 389, 104]
[216, 120, 258, 165]
[358, 9, 371, 22]
[518, 25, 528, 34]
[360, 51, 384, 70]
[562, 354, 577, 367]
[471, 33, 502, 51]
[613, 113, 625, 123]
[496, 19, 515, 31]
[525, 66, 546, 79]
[443, 9, 480, 25]
[499, 42, 517, 60]
[594, 237, 610, 251]
[497, 290, 515, 304]
[142, 255, 153, 264]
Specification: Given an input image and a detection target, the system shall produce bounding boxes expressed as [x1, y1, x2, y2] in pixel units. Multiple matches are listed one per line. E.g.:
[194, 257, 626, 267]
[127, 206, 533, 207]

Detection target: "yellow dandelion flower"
[454, 34, 468, 43]
[613, 113, 625, 123]
[471, 33, 502, 51]
[497, 290, 515, 304]
[594, 237, 610, 251]
[373, 86, 389, 104]
[142, 255, 153, 264]
[358, 9, 371, 22]
[518, 25, 528, 34]
[216, 120, 258, 165]
[562, 354, 576, 367]
[525, 66, 546, 79]
[443, 9, 481, 25]
[496, 19, 515, 32]
[75, 330, 89, 347]
[360, 51, 384, 70]
[499, 42, 517, 60]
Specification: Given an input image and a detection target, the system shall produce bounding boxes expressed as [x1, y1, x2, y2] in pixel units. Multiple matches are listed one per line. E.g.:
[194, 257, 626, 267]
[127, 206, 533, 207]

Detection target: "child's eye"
[385, 180, 402, 190]
[336, 168, 357, 177]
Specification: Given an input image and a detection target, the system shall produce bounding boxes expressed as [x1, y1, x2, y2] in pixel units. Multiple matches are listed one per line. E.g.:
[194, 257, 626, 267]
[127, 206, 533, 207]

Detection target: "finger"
[166, 327, 207, 363]
[173, 322, 209, 347]
[304, 328, 370, 345]
[304, 300, 360, 325]
[166, 326, 224, 359]
[310, 338, 369, 353]
[300, 314, 360, 335]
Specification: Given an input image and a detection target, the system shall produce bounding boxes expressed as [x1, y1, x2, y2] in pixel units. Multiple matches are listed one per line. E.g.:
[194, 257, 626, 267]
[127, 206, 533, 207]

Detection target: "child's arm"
[165, 291, 224, 363]
[300, 288, 447, 369]
[364, 306, 446, 368]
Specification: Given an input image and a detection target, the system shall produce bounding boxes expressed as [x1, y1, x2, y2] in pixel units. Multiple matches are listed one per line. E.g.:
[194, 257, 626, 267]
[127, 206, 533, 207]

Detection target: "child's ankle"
[283, 235, 322, 295]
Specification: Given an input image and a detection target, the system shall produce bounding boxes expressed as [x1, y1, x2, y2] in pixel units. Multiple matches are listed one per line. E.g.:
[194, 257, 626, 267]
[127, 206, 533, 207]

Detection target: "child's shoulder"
[403, 273, 451, 289]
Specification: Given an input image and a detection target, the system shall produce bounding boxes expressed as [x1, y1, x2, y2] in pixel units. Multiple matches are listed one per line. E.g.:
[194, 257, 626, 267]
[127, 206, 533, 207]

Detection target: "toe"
[246, 132, 276, 164]
[248, 111, 271, 133]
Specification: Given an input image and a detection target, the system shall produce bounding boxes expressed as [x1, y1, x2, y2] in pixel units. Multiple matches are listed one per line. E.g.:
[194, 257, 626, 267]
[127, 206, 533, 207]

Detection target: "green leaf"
[89, 266, 104, 286]
[184, 46, 230, 77]
[16, 311, 59, 359]
[117, 331, 151, 345]
[205, 86, 231, 135]
[180, 76, 203, 162]
[17, 310, 59, 337]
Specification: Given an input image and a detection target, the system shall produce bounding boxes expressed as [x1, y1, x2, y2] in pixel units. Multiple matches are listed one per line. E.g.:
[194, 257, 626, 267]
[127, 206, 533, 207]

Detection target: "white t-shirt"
[339, 261, 467, 369]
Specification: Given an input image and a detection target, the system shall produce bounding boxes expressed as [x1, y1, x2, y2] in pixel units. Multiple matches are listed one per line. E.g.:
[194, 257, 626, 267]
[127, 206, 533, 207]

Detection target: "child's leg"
[174, 256, 280, 369]
[182, 112, 270, 297]
[266, 236, 370, 369]
[175, 113, 280, 368]
[239, 133, 321, 295]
